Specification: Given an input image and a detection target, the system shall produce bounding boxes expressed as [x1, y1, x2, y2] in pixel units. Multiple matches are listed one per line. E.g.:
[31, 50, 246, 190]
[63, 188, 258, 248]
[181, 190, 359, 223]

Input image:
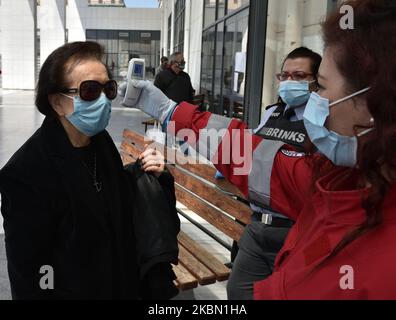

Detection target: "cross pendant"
[93, 181, 102, 193]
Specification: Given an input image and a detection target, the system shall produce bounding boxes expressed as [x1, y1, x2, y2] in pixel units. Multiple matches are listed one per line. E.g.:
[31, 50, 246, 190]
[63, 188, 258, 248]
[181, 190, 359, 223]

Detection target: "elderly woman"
[0, 42, 175, 299]
[124, 0, 396, 299]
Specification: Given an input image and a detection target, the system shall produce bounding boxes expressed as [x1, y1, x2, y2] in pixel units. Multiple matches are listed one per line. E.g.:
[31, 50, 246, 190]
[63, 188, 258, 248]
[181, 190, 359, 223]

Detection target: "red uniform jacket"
[169, 102, 396, 300]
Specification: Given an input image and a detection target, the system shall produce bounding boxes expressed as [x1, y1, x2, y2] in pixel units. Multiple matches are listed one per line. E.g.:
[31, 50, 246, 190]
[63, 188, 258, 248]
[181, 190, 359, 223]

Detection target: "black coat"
[154, 68, 194, 104]
[0, 117, 178, 300]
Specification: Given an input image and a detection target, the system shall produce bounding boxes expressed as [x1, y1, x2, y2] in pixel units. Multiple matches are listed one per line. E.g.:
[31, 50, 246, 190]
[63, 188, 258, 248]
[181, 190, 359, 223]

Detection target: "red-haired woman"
[121, 0, 396, 299]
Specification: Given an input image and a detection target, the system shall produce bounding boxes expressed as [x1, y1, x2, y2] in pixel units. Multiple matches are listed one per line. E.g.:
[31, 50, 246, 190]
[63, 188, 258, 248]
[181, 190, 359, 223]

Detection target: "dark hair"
[161, 56, 169, 63]
[282, 46, 322, 79]
[35, 41, 108, 118]
[316, 0, 396, 262]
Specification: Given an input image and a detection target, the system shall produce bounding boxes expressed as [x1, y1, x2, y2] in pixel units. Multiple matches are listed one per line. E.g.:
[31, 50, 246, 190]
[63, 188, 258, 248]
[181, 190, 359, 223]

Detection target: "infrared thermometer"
[122, 58, 146, 108]
[127, 58, 145, 81]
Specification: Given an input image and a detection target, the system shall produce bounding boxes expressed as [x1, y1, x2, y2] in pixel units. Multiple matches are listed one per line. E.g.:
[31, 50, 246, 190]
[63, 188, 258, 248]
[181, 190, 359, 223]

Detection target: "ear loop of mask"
[328, 87, 374, 137]
[357, 118, 375, 137]
[329, 87, 371, 107]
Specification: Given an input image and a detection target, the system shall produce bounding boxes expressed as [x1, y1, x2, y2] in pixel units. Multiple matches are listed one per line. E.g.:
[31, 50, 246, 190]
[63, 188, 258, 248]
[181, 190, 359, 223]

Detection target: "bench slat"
[122, 129, 247, 199]
[175, 185, 245, 242]
[176, 162, 246, 200]
[173, 263, 199, 291]
[123, 129, 147, 148]
[178, 245, 217, 286]
[178, 231, 230, 281]
[168, 165, 251, 225]
[121, 140, 142, 160]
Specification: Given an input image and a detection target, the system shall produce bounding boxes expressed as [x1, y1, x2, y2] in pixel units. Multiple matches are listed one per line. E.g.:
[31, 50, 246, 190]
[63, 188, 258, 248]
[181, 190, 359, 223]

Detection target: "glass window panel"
[174, 0, 185, 53]
[108, 30, 118, 40]
[97, 30, 108, 39]
[119, 39, 129, 53]
[167, 14, 172, 56]
[226, 0, 249, 15]
[204, 0, 216, 28]
[213, 22, 224, 115]
[261, 0, 330, 119]
[222, 9, 248, 119]
[218, 0, 226, 20]
[130, 41, 140, 53]
[200, 27, 216, 111]
[86, 29, 97, 40]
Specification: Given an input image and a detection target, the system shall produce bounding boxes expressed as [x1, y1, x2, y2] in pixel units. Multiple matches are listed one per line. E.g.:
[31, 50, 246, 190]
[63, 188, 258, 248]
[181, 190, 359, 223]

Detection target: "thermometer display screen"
[133, 63, 144, 77]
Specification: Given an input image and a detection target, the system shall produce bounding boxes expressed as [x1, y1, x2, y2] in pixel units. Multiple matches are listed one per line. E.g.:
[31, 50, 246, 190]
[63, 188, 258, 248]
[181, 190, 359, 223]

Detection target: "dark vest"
[256, 104, 310, 152]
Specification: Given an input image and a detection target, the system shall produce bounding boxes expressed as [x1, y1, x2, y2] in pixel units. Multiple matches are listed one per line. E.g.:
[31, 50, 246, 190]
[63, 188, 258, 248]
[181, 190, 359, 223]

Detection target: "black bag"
[125, 160, 180, 300]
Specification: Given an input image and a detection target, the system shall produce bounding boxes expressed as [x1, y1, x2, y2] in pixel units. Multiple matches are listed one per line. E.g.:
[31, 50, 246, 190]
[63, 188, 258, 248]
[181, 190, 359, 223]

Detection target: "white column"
[183, 0, 191, 70]
[170, 0, 175, 53]
[188, 0, 203, 91]
[0, 0, 36, 89]
[39, 0, 66, 66]
[261, 0, 280, 111]
[163, 0, 170, 56]
[283, 0, 304, 56]
[159, 1, 165, 57]
[66, 0, 87, 43]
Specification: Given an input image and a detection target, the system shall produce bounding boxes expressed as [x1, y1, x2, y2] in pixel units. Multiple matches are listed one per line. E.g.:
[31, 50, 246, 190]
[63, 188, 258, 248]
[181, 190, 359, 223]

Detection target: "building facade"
[0, 0, 161, 89]
[160, 0, 344, 127]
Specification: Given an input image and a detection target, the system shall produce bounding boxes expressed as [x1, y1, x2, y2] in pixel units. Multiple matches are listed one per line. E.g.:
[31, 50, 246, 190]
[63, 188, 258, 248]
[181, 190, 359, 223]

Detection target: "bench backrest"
[121, 129, 251, 242]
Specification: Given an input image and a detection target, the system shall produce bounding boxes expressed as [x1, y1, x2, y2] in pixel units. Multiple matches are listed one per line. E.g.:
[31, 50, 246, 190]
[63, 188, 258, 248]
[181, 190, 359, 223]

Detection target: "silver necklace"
[82, 152, 102, 193]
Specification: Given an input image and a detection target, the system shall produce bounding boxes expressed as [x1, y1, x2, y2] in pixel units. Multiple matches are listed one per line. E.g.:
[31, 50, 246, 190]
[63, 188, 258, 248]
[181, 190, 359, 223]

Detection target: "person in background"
[154, 52, 194, 104]
[155, 56, 169, 77]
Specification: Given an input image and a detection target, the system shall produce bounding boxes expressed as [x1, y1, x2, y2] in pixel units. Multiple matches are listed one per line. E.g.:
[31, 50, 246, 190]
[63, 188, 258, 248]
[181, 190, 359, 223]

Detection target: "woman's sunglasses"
[61, 80, 118, 102]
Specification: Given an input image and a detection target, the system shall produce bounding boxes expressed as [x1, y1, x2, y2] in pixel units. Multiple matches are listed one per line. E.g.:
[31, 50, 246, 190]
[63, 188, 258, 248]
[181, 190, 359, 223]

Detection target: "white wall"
[67, 0, 161, 43]
[0, 0, 36, 90]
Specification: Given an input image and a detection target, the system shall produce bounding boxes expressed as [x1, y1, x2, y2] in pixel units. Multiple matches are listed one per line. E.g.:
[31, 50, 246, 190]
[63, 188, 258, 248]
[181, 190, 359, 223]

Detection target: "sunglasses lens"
[80, 81, 102, 101]
[104, 81, 118, 100]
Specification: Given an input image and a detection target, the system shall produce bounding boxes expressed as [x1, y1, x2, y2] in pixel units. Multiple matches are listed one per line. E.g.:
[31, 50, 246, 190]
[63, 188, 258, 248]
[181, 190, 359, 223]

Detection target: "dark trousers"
[227, 221, 291, 300]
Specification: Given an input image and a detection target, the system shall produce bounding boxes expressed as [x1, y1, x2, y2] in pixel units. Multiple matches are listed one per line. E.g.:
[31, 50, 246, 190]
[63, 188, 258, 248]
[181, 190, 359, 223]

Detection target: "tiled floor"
[0, 89, 230, 300]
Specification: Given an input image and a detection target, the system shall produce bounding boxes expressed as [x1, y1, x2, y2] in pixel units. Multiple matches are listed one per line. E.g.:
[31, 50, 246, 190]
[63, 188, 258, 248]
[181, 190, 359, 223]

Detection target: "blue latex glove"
[215, 171, 225, 180]
[119, 80, 177, 125]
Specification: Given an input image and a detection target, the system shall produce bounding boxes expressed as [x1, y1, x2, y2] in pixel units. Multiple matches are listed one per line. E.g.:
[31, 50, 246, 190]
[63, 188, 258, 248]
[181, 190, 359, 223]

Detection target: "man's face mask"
[175, 60, 186, 70]
[278, 80, 316, 108]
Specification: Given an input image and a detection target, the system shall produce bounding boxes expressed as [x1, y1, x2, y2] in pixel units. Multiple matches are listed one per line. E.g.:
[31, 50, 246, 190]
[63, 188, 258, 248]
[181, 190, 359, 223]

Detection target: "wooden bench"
[120, 129, 252, 291]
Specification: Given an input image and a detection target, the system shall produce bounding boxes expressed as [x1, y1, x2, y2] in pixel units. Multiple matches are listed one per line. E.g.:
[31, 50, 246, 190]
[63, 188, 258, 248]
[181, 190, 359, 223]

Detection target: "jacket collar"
[314, 168, 369, 226]
[315, 168, 396, 225]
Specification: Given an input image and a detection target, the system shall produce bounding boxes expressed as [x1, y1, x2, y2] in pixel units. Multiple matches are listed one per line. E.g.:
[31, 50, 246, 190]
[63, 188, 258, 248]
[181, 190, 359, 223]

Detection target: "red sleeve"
[169, 102, 262, 197]
[270, 151, 315, 221]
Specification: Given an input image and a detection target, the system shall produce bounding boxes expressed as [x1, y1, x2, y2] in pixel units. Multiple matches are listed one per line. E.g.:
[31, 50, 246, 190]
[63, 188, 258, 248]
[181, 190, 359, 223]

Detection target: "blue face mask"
[62, 93, 112, 137]
[303, 88, 373, 167]
[278, 80, 314, 107]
